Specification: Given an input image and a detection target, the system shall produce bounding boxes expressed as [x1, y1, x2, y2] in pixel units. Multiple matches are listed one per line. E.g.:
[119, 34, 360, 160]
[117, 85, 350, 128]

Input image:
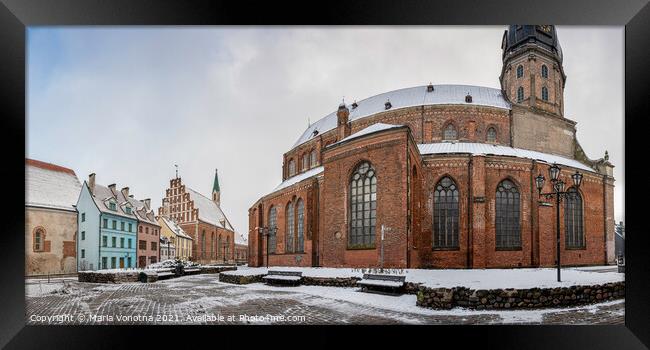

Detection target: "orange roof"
[26, 158, 76, 176]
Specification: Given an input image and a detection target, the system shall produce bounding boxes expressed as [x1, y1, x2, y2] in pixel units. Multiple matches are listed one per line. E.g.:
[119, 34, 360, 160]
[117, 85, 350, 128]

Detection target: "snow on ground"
[226, 266, 622, 289]
[236, 282, 624, 324]
[25, 280, 78, 297]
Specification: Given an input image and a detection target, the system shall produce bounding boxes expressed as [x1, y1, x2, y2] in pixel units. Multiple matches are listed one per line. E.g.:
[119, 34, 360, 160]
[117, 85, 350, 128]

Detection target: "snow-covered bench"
[184, 267, 201, 275]
[357, 274, 406, 294]
[262, 271, 303, 286]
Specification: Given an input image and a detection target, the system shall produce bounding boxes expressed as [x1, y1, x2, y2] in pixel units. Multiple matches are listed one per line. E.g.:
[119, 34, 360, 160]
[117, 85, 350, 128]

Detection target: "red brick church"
[248, 25, 615, 269]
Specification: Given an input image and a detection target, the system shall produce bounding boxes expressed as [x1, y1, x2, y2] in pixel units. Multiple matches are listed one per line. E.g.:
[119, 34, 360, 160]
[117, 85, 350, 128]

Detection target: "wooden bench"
[357, 274, 406, 294]
[262, 271, 303, 286]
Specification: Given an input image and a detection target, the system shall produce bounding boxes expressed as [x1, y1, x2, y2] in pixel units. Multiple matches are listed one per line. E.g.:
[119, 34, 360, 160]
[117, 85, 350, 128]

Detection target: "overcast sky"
[27, 26, 624, 238]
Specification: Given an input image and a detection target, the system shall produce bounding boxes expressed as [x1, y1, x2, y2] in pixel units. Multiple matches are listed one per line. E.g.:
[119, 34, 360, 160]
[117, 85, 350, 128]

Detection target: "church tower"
[500, 25, 566, 117]
[212, 168, 220, 206]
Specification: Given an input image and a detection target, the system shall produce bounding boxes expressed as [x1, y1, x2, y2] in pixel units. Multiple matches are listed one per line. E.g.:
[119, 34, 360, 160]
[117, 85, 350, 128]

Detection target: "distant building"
[25, 159, 82, 276]
[160, 236, 176, 262]
[235, 232, 248, 264]
[77, 174, 138, 270]
[158, 216, 193, 260]
[124, 191, 161, 268]
[158, 169, 238, 264]
[615, 221, 624, 260]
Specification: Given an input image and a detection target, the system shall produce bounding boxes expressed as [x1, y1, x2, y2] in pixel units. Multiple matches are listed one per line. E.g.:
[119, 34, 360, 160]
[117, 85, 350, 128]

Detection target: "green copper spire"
[213, 168, 220, 193]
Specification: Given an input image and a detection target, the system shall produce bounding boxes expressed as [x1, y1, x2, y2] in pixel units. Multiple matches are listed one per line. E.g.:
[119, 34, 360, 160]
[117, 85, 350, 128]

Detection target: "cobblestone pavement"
[25, 275, 624, 325]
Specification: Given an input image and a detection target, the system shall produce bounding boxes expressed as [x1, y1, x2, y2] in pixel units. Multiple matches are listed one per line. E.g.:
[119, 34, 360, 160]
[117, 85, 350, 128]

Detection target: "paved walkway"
[25, 274, 624, 325]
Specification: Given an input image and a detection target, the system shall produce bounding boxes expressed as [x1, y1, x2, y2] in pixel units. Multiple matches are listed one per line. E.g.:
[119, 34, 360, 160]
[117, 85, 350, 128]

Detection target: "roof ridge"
[26, 158, 77, 176]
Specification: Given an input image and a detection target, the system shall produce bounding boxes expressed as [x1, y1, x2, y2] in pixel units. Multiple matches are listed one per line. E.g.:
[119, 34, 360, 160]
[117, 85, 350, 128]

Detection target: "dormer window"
[465, 94, 472, 103]
[109, 201, 117, 211]
[351, 101, 358, 109]
[427, 83, 434, 92]
[125, 206, 132, 215]
[384, 99, 392, 110]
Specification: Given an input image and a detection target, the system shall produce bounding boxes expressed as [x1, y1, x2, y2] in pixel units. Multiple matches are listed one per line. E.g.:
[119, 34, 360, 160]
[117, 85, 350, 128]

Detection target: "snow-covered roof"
[186, 187, 235, 232]
[272, 166, 324, 193]
[124, 195, 159, 226]
[293, 84, 510, 149]
[418, 142, 594, 172]
[159, 216, 193, 240]
[332, 123, 404, 146]
[25, 159, 82, 212]
[90, 183, 139, 220]
[234, 232, 247, 245]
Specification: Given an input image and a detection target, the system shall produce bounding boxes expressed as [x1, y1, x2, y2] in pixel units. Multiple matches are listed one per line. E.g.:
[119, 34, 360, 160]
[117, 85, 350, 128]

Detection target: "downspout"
[467, 156, 473, 268]
[603, 175, 607, 263]
[530, 160, 536, 266]
[406, 142, 411, 268]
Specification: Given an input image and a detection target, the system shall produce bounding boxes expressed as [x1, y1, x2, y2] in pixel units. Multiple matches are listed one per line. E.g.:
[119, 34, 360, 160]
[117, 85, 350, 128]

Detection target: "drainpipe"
[467, 156, 473, 268]
[530, 160, 536, 266]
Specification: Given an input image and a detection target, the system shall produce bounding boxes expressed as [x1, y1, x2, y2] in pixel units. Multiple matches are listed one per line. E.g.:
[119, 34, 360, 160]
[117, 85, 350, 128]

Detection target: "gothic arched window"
[542, 86, 549, 101]
[297, 199, 305, 252]
[487, 127, 497, 143]
[516, 65, 524, 78]
[565, 188, 584, 248]
[288, 159, 296, 176]
[201, 230, 206, 258]
[496, 180, 521, 249]
[302, 153, 309, 170]
[226, 236, 230, 259]
[349, 161, 377, 247]
[517, 86, 524, 103]
[217, 234, 222, 259]
[433, 177, 459, 248]
[310, 150, 317, 167]
[211, 232, 215, 258]
[286, 202, 294, 253]
[268, 206, 277, 254]
[33, 228, 44, 252]
[443, 124, 458, 140]
[541, 64, 548, 78]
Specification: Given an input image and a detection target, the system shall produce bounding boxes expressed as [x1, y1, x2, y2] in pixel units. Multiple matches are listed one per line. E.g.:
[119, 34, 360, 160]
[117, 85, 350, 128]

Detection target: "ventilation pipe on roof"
[351, 101, 358, 109]
[144, 198, 151, 210]
[427, 83, 434, 92]
[385, 99, 392, 110]
[120, 187, 129, 198]
[108, 183, 117, 193]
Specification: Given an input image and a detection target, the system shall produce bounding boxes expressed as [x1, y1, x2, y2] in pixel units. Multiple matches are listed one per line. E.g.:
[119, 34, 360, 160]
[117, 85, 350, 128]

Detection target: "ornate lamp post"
[257, 226, 277, 268]
[535, 164, 583, 282]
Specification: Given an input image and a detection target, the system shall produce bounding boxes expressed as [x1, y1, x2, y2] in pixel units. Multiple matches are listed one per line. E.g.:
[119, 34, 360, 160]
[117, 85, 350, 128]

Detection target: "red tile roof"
[26, 158, 76, 176]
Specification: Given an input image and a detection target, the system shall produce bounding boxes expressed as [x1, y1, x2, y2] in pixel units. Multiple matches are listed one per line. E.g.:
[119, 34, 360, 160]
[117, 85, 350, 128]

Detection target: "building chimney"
[121, 187, 129, 198]
[88, 173, 96, 194]
[108, 183, 117, 194]
[129, 194, 134, 198]
[336, 102, 351, 140]
[144, 198, 151, 210]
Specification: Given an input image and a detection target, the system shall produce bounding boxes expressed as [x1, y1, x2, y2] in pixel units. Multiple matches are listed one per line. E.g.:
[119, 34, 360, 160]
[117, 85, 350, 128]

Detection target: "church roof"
[186, 187, 234, 231]
[26, 159, 81, 212]
[332, 123, 405, 146]
[293, 84, 510, 149]
[502, 25, 563, 63]
[272, 166, 324, 193]
[418, 142, 593, 172]
[212, 169, 220, 192]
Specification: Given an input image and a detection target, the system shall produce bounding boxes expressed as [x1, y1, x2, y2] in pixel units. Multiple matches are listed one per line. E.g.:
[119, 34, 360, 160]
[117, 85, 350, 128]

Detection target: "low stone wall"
[200, 266, 237, 274]
[219, 273, 265, 284]
[416, 281, 625, 310]
[78, 271, 141, 283]
[302, 276, 360, 287]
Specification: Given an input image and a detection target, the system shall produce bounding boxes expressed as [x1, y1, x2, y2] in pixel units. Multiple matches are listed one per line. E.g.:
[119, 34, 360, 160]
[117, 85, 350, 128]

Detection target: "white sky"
[27, 26, 624, 238]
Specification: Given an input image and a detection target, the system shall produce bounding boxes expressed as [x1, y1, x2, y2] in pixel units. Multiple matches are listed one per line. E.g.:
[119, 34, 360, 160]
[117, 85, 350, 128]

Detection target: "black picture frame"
[2, 0, 648, 348]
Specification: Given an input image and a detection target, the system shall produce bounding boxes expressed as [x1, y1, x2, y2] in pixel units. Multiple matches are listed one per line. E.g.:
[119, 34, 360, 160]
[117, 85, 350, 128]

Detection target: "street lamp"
[536, 164, 583, 282]
[257, 226, 276, 268]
